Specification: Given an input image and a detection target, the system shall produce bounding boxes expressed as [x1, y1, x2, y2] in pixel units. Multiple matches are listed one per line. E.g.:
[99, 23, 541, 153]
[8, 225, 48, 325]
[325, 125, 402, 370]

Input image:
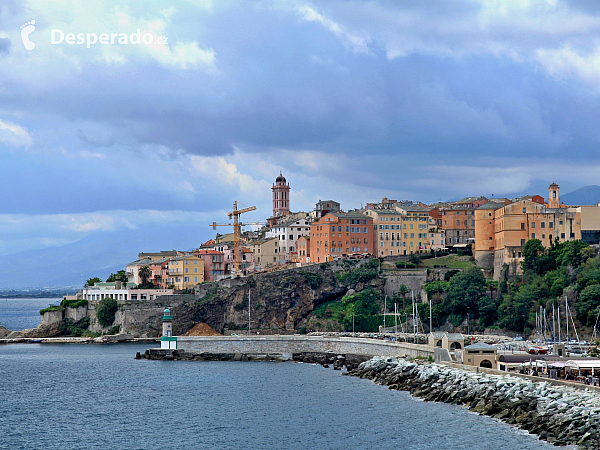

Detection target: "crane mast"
[211, 201, 258, 278]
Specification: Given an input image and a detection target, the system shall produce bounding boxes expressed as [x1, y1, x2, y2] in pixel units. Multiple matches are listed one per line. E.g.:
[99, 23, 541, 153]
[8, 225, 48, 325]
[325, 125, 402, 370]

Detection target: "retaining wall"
[176, 336, 434, 358]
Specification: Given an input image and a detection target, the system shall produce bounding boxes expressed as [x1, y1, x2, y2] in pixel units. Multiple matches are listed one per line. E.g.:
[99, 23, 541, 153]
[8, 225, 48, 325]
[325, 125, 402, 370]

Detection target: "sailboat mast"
[565, 296, 569, 341]
[248, 289, 251, 335]
[383, 295, 387, 334]
[557, 305, 561, 342]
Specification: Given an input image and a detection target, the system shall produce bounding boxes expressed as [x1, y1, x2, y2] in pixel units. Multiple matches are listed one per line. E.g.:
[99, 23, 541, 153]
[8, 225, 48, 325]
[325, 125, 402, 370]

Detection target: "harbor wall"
[176, 335, 434, 358]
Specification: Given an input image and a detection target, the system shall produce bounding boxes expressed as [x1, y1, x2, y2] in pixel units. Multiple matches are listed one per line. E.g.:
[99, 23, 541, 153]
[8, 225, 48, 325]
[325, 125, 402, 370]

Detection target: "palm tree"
[138, 265, 152, 287]
[398, 284, 409, 310]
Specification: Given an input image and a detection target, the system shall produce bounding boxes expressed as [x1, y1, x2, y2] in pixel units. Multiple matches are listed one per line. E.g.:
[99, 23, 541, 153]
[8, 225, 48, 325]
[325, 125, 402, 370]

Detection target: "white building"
[81, 282, 174, 302]
[265, 212, 311, 262]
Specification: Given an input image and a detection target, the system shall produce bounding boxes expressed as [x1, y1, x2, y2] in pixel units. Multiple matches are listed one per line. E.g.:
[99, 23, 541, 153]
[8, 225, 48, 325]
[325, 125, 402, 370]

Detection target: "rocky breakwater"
[345, 357, 600, 448]
[136, 348, 371, 370]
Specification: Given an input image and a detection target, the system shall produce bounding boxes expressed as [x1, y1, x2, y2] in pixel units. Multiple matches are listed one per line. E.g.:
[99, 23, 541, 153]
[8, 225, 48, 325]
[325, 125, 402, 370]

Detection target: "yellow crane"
[211, 201, 259, 278]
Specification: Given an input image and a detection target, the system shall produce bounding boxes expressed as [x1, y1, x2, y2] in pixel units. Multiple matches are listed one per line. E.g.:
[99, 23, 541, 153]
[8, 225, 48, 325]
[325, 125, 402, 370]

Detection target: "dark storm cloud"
[1, 0, 600, 218]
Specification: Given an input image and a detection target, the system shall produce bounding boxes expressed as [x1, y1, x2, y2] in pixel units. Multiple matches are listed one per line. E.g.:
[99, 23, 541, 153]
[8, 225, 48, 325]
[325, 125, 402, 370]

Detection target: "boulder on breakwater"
[345, 357, 600, 449]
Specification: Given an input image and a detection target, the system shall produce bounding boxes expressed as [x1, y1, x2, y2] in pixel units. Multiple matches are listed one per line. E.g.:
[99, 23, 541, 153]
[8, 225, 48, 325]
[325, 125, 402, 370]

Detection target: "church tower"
[272, 172, 290, 217]
[548, 183, 560, 209]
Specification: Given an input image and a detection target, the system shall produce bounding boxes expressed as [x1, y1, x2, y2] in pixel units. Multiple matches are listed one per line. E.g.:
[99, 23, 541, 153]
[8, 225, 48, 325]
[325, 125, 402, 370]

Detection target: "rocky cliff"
[16, 258, 427, 338]
[170, 259, 384, 335]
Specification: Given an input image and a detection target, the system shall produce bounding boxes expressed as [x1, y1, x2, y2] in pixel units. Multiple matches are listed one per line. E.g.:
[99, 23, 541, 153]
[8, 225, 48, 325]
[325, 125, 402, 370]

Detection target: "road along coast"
[345, 356, 600, 448]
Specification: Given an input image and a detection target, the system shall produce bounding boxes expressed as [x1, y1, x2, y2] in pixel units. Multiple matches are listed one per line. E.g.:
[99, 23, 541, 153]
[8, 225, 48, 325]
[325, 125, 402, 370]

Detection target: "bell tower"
[272, 172, 290, 217]
[548, 183, 560, 209]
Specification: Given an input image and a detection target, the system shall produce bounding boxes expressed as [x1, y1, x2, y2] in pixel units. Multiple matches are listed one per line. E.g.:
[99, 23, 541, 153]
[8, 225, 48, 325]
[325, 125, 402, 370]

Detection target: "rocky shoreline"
[136, 348, 372, 370]
[345, 357, 600, 448]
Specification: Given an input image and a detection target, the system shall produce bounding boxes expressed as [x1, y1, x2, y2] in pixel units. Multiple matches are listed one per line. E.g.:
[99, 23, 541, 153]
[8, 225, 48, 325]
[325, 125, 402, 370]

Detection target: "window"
[521, 223, 525, 230]
[532, 233, 536, 239]
[523, 207, 526, 213]
[521, 239, 525, 246]
[561, 233, 565, 239]
[532, 222, 536, 228]
[541, 222, 545, 228]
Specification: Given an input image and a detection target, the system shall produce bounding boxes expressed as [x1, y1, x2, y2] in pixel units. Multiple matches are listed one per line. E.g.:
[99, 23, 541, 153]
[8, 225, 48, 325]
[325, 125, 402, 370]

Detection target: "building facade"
[296, 235, 310, 262]
[475, 185, 582, 279]
[396, 205, 432, 254]
[365, 209, 404, 257]
[167, 254, 205, 289]
[194, 249, 226, 282]
[249, 237, 279, 271]
[309, 212, 374, 263]
[264, 212, 311, 262]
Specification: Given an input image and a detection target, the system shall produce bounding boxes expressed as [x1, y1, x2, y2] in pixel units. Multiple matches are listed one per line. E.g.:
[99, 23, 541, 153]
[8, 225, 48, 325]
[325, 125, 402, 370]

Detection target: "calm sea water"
[0, 301, 556, 449]
[0, 298, 60, 331]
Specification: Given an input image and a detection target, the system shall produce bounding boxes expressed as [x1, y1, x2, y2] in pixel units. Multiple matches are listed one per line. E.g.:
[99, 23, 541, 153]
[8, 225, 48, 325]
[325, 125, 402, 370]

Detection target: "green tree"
[522, 239, 544, 274]
[557, 240, 590, 268]
[444, 266, 486, 316]
[86, 277, 102, 287]
[96, 298, 118, 327]
[577, 257, 600, 289]
[478, 296, 498, 328]
[106, 270, 128, 283]
[444, 269, 460, 281]
[397, 284, 409, 310]
[576, 284, 600, 326]
[138, 265, 152, 287]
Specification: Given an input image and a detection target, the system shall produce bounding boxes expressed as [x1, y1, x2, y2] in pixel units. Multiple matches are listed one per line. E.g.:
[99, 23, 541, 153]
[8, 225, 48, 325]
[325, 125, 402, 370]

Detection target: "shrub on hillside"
[96, 298, 118, 327]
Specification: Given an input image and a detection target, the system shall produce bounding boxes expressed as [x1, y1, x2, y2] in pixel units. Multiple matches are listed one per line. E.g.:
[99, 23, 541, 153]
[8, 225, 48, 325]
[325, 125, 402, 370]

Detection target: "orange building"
[309, 212, 374, 263]
[297, 236, 310, 262]
[475, 184, 581, 279]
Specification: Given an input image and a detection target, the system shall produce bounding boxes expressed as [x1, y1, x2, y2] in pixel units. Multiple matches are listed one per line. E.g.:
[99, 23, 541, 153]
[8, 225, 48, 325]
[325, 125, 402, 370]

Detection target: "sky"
[1, 0, 600, 259]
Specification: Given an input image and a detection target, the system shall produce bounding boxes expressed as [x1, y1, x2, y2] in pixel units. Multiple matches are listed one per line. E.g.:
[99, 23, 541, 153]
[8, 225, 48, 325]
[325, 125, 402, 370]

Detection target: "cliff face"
[19, 259, 398, 338]
[171, 262, 365, 335]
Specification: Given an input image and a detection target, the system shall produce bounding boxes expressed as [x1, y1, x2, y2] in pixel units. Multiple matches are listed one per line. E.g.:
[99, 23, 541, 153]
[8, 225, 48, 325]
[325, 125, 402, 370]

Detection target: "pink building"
[194, 249, 225, 282]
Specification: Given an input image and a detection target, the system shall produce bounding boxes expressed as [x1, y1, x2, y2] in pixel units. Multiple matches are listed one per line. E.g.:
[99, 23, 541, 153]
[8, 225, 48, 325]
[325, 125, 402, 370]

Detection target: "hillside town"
[105, 173, 600, 294]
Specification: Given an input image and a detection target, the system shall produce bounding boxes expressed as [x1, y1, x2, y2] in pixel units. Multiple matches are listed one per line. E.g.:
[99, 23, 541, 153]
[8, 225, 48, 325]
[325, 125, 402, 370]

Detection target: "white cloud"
[0, 119, 33, 148]
[147, 41, 216, 70]
[189, 154, 270, 195]
[297, 5, 369, 54]
[535, 45, 600, 88]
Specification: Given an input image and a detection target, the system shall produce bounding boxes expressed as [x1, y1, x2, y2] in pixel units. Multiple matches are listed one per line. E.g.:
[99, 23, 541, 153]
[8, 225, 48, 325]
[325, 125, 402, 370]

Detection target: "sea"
[0, 299, 557, 450]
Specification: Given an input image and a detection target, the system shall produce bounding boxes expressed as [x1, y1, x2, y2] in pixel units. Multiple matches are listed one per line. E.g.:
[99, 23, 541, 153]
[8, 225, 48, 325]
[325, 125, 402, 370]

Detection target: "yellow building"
[365, 209, 404, 257]
[396, 205, 432, 254]
[167, 254, 205, 289]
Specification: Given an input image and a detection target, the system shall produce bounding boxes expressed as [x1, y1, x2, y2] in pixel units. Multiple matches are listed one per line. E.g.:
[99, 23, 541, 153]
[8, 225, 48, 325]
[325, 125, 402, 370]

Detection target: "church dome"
[276, 173, 286, 183]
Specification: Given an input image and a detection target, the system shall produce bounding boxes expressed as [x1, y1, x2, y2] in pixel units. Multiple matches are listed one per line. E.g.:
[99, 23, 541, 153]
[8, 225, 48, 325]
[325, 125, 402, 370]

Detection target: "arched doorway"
[480, 359, 493, 368]
[436, 340, 442, 347]
[450, 342, 462, 350]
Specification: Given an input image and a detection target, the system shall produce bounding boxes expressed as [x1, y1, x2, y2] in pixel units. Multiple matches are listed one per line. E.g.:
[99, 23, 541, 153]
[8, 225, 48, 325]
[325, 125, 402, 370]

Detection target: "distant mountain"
[0, 224, 206, 289]
[561, 185, 600, 206]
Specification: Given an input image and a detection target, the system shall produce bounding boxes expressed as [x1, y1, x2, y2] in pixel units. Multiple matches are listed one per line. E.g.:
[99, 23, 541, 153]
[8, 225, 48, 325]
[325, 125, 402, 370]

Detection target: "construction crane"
[210, 201, 260, 278]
